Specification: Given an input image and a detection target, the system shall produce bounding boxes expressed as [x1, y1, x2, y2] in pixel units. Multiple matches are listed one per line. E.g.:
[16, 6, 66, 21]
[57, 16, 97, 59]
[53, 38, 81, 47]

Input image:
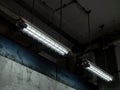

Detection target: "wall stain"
[0, 56, 7, 70]
[17, 48, 23, 64]
[26, 68, 32, 82]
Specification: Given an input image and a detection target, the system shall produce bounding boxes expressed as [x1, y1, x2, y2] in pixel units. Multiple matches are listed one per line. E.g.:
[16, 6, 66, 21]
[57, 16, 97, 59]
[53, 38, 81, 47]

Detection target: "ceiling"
[1, 0, 120, 47]
[44, 0, 120, 44]
[18, 0, 120, 44]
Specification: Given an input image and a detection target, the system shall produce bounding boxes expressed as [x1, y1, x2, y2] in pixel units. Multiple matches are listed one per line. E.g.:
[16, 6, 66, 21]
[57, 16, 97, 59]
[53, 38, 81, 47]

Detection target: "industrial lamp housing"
[82, 60, 113, 82]
[16, 18, 71, 56]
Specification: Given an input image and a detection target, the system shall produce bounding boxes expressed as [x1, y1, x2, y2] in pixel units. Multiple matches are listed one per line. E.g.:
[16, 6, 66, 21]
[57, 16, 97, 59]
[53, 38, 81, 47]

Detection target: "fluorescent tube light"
[20, 19, 70, 55]
[85, 61, 113, 82]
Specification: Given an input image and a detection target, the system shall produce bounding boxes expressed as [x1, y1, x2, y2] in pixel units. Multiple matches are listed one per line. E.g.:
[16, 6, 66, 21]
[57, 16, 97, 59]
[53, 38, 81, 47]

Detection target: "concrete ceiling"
[43, 0, 120, 44]
[1, 0, 120, 46]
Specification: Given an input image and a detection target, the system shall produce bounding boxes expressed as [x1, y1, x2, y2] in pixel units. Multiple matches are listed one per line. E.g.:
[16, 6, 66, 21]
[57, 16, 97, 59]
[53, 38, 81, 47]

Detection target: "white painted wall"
[0, 55, 76, 90]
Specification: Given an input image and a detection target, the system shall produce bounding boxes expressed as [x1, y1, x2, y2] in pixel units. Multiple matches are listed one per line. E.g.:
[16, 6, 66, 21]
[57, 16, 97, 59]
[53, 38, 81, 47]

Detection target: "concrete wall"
[0, 55, 76, 90]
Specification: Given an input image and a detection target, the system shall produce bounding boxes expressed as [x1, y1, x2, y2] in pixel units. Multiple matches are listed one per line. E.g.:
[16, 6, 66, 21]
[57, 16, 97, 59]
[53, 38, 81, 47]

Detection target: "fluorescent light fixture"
[85, 61, 113, 82]
[20, 19, 70, 55]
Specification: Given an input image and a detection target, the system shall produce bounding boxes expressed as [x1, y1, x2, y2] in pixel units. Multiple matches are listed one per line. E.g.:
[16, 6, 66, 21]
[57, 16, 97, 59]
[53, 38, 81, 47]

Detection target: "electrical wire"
[88, 12, 91, 45]
[31, 0, 35, 23]
[101, 26, 108, 71]
[59, 0, 63, 42]
[55, 0, 63, 81]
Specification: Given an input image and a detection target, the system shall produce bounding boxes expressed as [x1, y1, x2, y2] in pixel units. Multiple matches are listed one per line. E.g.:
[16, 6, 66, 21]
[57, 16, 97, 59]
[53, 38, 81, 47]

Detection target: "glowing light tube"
[21, 19, 70, 55]
[85, 61, 113, 82]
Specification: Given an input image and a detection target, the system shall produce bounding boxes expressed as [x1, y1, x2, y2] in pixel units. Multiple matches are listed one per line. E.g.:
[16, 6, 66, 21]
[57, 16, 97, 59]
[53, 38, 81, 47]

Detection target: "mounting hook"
[16, 18, 27, 29]
[86, 10, 91, 14]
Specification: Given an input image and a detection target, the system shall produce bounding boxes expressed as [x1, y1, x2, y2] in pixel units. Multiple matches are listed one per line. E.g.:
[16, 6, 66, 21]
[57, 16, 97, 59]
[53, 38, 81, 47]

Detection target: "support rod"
[54, 0, 74, 12]
[54, 0, 89, 14]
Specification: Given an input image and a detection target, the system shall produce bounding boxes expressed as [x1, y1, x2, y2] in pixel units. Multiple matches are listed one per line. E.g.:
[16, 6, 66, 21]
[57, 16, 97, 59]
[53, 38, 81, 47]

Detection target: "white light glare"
[86, 61, 113, 82]
[22, 19, 70, 55]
